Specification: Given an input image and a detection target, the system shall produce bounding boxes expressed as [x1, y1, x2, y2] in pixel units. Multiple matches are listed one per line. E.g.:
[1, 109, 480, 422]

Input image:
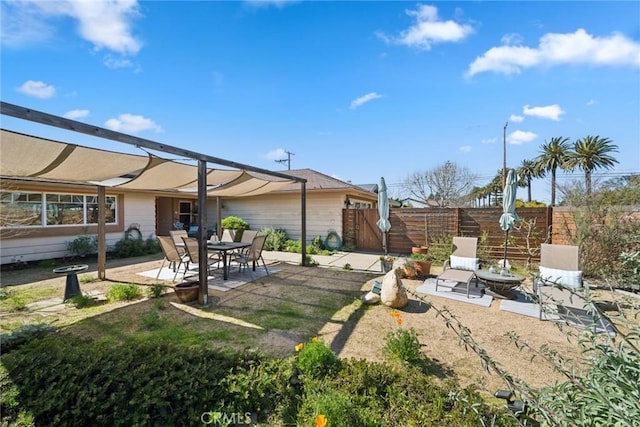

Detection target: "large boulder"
[380, 269, 408, 309]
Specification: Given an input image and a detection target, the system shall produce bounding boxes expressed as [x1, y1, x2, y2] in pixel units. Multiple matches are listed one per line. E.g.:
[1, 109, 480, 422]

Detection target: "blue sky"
[2, 0, 639, 203]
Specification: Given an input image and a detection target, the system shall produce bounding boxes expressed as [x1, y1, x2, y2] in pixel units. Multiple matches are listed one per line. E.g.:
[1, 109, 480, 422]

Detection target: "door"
[178, 201, 192, 230]
[355, 209, 383, 252]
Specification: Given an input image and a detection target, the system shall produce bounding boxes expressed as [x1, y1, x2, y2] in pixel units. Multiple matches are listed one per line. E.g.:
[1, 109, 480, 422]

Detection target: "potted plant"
[380, 255, 395, 273]
[409, 252, 433, 277]
[402, 259, 417, 279]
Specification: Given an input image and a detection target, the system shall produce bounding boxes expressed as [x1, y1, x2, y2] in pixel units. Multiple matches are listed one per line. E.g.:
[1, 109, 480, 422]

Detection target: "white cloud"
[459, 145, 472, 153]
[104, 113, 162, 133]
[17, 80, 55, 98]
[586, 99, 598, 106]
[523, 104, 565, 121]
[508, 130, 537, 145]
[350, 92, 383, 109]
[501, 33, 523, 46]
[466, 28, 640, 77]
[63, 109, 90, 120]
[509, 114, 524, 123]
[2, 0, 142, 55]
[377, 4, 474, 50]
[265, 148, 287, 160]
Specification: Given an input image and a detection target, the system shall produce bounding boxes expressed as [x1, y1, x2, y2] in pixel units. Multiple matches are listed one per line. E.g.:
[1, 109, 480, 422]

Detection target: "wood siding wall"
[220, 192, 345, 242]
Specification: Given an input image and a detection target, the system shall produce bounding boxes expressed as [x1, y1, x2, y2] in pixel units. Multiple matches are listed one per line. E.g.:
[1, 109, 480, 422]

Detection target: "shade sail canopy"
[0, 129, 296, 196]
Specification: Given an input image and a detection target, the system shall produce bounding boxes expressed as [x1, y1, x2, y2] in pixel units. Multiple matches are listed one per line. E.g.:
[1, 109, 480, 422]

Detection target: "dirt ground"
[1, 255, 635, 397]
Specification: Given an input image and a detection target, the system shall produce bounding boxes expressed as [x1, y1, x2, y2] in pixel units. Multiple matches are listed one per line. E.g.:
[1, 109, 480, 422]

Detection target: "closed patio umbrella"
[376, 177, 391, 254]
[499, 169, 520, 272]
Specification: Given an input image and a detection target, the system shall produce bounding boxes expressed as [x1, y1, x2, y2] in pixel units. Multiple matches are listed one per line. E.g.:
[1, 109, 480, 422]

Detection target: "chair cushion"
[449, 255, 479, 271]
[539, 266, 583, 289]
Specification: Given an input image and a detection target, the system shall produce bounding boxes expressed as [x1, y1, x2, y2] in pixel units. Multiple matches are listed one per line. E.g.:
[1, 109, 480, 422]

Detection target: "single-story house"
[0, 130, 378, 265]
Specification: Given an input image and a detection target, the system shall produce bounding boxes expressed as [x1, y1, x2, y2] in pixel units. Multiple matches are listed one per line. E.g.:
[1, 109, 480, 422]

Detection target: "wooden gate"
[343, 209, 383, 252]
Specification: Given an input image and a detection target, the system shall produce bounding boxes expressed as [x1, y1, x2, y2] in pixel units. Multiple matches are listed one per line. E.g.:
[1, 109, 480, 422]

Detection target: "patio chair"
[534, 244, 594, 322]
[435, 237, 479, 298]
[233, 230, 258, 257]
[156, 236, 189, 281]
[232, 234, 269, 277]
[221, 229, 236, 242]
[169, 230, 188, 256]
[181, 237, 221, 278]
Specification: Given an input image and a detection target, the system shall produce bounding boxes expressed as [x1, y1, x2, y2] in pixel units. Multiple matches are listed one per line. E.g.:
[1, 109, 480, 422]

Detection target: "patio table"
[207, 242, 251, 280]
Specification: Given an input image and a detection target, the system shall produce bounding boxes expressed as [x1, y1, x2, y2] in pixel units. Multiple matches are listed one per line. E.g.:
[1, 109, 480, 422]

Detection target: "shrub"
[140, 309, 165, 330]
[146, 284, 167, 299]
[261, 227, 288, 251]
[296, 338, 339, 379]
[112, 237, 159, 258]
[106, 283, 142, 301]
[65, 294, 99, 309]
[65, 235, 97, 257]
[0, 324, 57, 354]
[383, 327, 423, 365]
[221, 216, 249, 231]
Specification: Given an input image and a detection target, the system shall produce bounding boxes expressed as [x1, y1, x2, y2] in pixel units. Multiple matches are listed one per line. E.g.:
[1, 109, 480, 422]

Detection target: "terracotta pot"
[174, 281, 199, 303]
[403, 267, 417, 279]
[414, 261, 432, 277]
[411, 246, 429, 254]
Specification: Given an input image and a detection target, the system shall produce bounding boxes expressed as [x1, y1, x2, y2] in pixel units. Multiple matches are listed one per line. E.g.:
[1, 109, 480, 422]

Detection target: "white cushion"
[539, 266, 583, 289]
[449, 255, 479, 271]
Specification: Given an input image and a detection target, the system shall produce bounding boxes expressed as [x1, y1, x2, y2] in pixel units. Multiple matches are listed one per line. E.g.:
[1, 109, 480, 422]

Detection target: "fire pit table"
[53, 264, 89, 301]
[475, 269, 525, 299]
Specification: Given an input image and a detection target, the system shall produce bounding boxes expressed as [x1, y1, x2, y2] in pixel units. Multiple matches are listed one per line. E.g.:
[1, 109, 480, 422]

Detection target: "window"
[0, 191, 117, 227]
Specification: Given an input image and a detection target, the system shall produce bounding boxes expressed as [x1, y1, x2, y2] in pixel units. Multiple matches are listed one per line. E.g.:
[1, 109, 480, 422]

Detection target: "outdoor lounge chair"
[435, 236, 479, 298]
[534, 244, 594, 323]
[232, 234, 269, 277]
[156, 236, 189, 281]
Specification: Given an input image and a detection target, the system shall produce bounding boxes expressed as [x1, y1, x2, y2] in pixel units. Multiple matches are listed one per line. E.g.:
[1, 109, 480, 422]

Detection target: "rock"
[380, 269, 408, 308]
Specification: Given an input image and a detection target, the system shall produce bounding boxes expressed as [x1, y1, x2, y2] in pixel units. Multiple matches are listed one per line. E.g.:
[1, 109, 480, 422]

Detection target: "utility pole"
[502, 121, 508, 189]
[275, 150, 295, 170]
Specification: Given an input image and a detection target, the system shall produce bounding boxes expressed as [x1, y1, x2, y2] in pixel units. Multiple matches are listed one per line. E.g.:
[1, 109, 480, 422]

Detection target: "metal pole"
[503, 121, 508, 189]
[197, 159, 208, 306]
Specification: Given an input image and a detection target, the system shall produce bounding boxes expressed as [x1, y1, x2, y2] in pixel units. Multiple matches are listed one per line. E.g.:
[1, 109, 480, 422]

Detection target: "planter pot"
[381, 260, 394, 273]
[403, 267, 417, 280]
[174, 281, 199, 303]
[411, 246, 429, 255]
[414, 261, 432, 277]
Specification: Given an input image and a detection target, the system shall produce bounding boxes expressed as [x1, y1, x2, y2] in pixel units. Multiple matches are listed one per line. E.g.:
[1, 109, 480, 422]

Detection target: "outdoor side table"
[475, 269, 525, 300]
[53, 264, 89, 301]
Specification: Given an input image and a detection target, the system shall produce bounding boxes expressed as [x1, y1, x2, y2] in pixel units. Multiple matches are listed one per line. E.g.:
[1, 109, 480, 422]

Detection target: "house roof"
[271, 169, 378, 200]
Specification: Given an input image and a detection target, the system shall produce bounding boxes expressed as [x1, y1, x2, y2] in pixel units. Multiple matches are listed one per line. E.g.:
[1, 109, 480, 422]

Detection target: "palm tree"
[518, 159, 545, 203]
[535, 137, 571, 206]
[566, 135, 619, 201]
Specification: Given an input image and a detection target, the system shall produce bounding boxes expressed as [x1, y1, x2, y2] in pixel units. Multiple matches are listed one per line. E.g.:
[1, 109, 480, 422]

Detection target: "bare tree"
[403, 161, 478, 207]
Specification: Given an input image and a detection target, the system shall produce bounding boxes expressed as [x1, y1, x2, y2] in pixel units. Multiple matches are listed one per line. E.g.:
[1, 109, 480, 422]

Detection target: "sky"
[1, 0, 639, 204]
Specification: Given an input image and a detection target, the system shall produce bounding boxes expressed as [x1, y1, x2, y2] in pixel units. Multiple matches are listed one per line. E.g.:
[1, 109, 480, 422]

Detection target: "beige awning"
[0, 129, 296, 196]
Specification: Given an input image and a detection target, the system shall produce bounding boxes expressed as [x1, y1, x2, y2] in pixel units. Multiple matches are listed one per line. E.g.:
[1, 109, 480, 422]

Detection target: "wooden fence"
[343, 207, 552, 263]
[343, 206, 640, 263]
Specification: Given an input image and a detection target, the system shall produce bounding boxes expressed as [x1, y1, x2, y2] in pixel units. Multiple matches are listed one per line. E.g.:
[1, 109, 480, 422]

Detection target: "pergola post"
[197, 159, 208, 306]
